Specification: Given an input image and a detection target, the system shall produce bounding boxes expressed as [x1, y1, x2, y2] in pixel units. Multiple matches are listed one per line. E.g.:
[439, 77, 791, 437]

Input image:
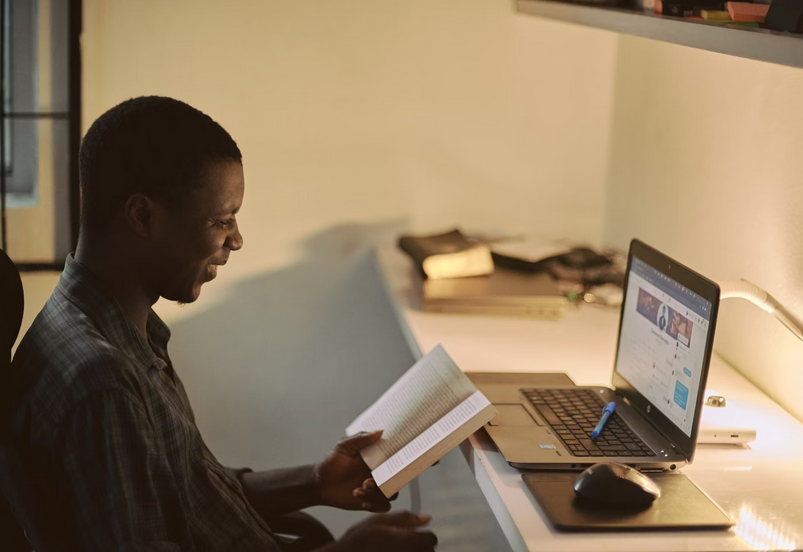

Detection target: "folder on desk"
[421, 267, 567, 319]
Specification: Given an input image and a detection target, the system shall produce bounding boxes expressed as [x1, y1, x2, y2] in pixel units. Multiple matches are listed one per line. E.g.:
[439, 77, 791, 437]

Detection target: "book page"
[346, 344, 477, 469]
[370, 391, 491, 487]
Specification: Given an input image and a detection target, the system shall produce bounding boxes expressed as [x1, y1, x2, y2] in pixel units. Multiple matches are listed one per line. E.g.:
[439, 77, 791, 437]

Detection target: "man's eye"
[214, 219, 232, 228]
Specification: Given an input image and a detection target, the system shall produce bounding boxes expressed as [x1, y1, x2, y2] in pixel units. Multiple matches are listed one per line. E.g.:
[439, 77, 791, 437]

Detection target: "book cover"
[727, 1, 769, 22]
[398, 229, 494, 280]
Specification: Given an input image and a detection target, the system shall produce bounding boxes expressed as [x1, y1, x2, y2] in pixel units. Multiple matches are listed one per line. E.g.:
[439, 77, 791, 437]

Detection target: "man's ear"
[123, 194, 158, 238]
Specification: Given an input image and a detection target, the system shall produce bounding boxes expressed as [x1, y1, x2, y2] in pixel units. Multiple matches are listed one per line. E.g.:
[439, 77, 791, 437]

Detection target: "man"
[6, 97, 437, 551]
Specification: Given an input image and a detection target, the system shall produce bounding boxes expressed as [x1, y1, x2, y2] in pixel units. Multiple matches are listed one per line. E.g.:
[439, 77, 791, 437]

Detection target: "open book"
[346, 345, 498, 497]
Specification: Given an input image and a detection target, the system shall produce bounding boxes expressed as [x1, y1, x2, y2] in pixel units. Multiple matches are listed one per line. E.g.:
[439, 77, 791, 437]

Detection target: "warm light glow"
[734, 506, 797, 551]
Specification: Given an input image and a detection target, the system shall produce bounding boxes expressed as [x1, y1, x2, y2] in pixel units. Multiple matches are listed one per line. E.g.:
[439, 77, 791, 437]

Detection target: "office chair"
[0, 248, 32, 551]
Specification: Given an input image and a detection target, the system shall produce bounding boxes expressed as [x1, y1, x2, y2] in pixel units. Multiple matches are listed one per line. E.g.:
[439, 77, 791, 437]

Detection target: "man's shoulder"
[16, 289, 132, 368]
[11, 290, 148, 439]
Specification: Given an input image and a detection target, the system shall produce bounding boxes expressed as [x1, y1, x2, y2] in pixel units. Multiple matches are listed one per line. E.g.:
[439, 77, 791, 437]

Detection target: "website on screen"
[615, 258, 712, 437]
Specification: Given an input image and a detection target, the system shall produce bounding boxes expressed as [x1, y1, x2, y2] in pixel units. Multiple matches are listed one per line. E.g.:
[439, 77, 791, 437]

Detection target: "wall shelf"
[517, 0, 803, 69]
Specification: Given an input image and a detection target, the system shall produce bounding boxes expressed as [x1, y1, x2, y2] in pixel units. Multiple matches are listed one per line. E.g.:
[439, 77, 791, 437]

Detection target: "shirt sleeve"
[52, 389, 189, 551]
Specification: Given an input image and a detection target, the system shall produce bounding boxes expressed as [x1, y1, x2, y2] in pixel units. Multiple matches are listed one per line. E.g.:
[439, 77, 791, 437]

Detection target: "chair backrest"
[0, 248, 31, 551]
[0, 248, 23, 364]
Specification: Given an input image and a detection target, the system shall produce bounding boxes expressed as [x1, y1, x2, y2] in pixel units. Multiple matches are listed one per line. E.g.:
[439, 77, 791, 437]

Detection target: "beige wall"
[18, 3, 621, 363]
[74, 7, 619, 536]
[82, 0, 618, 287]
[14, 1, 800, 469]
[29, 2, 803, 427]
[603, 36, 803, 422]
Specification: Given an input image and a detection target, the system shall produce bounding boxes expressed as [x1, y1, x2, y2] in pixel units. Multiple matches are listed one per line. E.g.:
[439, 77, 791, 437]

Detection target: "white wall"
[77, 2, 618, 538]
[64, 1, 803, 429]
[603, 36, 803, 422]
[83, 0, 618, 284]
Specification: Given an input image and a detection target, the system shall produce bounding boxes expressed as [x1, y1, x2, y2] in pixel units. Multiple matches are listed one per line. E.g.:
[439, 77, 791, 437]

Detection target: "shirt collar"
[57, 254, 172, 371]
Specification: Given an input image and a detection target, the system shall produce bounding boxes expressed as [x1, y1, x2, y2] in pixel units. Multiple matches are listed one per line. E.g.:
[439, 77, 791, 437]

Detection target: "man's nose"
[227, 222, 244, 251]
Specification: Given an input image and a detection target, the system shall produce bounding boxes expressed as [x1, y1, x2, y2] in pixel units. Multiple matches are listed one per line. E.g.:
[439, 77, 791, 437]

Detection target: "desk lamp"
[701, 280, 802, 420]
[719, 279, 803, 342]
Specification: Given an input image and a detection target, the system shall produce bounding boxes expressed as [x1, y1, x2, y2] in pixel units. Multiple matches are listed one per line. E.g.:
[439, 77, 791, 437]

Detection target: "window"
[0, 0, 81, 269]
[3, 0, 38, 202]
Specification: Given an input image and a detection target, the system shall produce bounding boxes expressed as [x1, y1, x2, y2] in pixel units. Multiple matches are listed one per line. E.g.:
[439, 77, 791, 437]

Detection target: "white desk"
[375, 247, 803, 552]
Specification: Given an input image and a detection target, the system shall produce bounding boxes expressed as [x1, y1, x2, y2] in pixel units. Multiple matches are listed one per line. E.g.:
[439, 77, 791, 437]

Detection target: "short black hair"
[79, 96, 242, 234]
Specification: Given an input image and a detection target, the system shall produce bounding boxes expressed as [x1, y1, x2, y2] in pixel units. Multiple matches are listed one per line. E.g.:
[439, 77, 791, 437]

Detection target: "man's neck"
[75, 238, 157, 337]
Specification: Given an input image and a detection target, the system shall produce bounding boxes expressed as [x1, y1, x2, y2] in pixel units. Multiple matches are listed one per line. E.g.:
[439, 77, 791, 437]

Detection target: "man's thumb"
[337, 430, 384, 455]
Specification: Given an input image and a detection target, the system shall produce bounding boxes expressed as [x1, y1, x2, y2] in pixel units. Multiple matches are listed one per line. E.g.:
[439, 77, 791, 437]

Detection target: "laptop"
[476, 239, 720, 472]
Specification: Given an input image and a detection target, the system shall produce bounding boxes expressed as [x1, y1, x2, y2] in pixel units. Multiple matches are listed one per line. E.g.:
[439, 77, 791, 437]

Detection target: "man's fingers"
[336, 430, 384, 456]
[361, 500, 392, 513]
[406, 529, 438, 549]
[361, 495, 392, 513]
[373, 511, 432, 529]
[358, 483, 392, 512]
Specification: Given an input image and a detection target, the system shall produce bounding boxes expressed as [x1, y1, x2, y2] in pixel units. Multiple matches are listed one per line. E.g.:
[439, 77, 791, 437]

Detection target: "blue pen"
[590, 401, 616, 439]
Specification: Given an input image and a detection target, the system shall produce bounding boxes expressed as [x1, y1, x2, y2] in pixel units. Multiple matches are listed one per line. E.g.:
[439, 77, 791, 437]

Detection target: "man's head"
[79, 96, 245, 303]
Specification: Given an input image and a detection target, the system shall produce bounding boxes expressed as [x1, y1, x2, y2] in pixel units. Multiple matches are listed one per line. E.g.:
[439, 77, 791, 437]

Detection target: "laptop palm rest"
[489, 404, 540, 426]
[466, 372, 579, 464]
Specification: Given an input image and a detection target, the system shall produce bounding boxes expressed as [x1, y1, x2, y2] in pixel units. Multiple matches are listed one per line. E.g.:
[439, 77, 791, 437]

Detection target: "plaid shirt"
[8, 255, 281, 551]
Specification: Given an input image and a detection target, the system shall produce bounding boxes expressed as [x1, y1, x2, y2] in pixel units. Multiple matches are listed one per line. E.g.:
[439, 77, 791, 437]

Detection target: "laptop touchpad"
[488, 404, 538, 426]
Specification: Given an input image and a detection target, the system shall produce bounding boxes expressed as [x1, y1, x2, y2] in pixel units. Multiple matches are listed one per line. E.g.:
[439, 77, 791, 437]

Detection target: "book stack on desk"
[654, 0, 724, 18]
[397, 230, 567, 319]
[398, 229, 494, 280]
[421, 268, 567, 319]
[654, 0, 769, 27]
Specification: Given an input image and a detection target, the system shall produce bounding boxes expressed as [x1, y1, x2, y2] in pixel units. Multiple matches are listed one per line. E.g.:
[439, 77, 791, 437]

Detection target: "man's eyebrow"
[216, 207, 240, 217]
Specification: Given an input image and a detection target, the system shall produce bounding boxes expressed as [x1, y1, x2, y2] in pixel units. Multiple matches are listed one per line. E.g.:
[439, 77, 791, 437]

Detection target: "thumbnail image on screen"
[636, 288, 694, 346]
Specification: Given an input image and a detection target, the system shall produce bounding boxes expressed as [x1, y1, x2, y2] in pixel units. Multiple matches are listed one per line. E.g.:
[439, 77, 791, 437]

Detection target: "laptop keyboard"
[522, 388, 655, 458]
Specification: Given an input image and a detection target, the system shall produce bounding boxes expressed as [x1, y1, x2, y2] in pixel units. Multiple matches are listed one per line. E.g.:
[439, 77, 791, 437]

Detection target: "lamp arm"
[719, 279, 803, 342]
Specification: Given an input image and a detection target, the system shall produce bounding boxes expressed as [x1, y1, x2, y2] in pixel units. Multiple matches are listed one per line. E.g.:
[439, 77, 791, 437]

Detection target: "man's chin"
[161, 272, 211, 304]
[164, 287, 202, 305]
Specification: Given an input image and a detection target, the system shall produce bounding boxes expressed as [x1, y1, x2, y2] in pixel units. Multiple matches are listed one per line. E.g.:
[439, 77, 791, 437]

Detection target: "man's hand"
[325, 511, 437, 552]
[313, 431, 396, 512]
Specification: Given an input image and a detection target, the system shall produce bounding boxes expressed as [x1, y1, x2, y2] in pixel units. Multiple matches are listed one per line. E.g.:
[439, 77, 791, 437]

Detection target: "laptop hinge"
[615, 391, 686, 460]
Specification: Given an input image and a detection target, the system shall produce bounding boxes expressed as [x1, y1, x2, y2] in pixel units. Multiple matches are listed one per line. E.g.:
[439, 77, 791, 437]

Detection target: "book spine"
[656, 0, 724, 15]
[422, 302, 566, 320]
[398, 236, 431, 277]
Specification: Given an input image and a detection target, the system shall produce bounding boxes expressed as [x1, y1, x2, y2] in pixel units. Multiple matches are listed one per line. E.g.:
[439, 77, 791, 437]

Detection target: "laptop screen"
[615, 256, 714, 438]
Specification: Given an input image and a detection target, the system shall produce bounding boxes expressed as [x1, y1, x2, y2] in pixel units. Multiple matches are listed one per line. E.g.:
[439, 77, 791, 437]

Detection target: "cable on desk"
[409, 478, 421, 514]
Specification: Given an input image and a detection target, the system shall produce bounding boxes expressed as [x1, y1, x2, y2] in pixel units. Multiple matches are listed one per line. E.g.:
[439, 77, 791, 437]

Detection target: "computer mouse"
[573, 462, 661, 507]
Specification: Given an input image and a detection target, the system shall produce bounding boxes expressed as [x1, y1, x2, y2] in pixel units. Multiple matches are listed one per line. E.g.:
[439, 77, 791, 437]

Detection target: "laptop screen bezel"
[611, 239, 720, 464]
